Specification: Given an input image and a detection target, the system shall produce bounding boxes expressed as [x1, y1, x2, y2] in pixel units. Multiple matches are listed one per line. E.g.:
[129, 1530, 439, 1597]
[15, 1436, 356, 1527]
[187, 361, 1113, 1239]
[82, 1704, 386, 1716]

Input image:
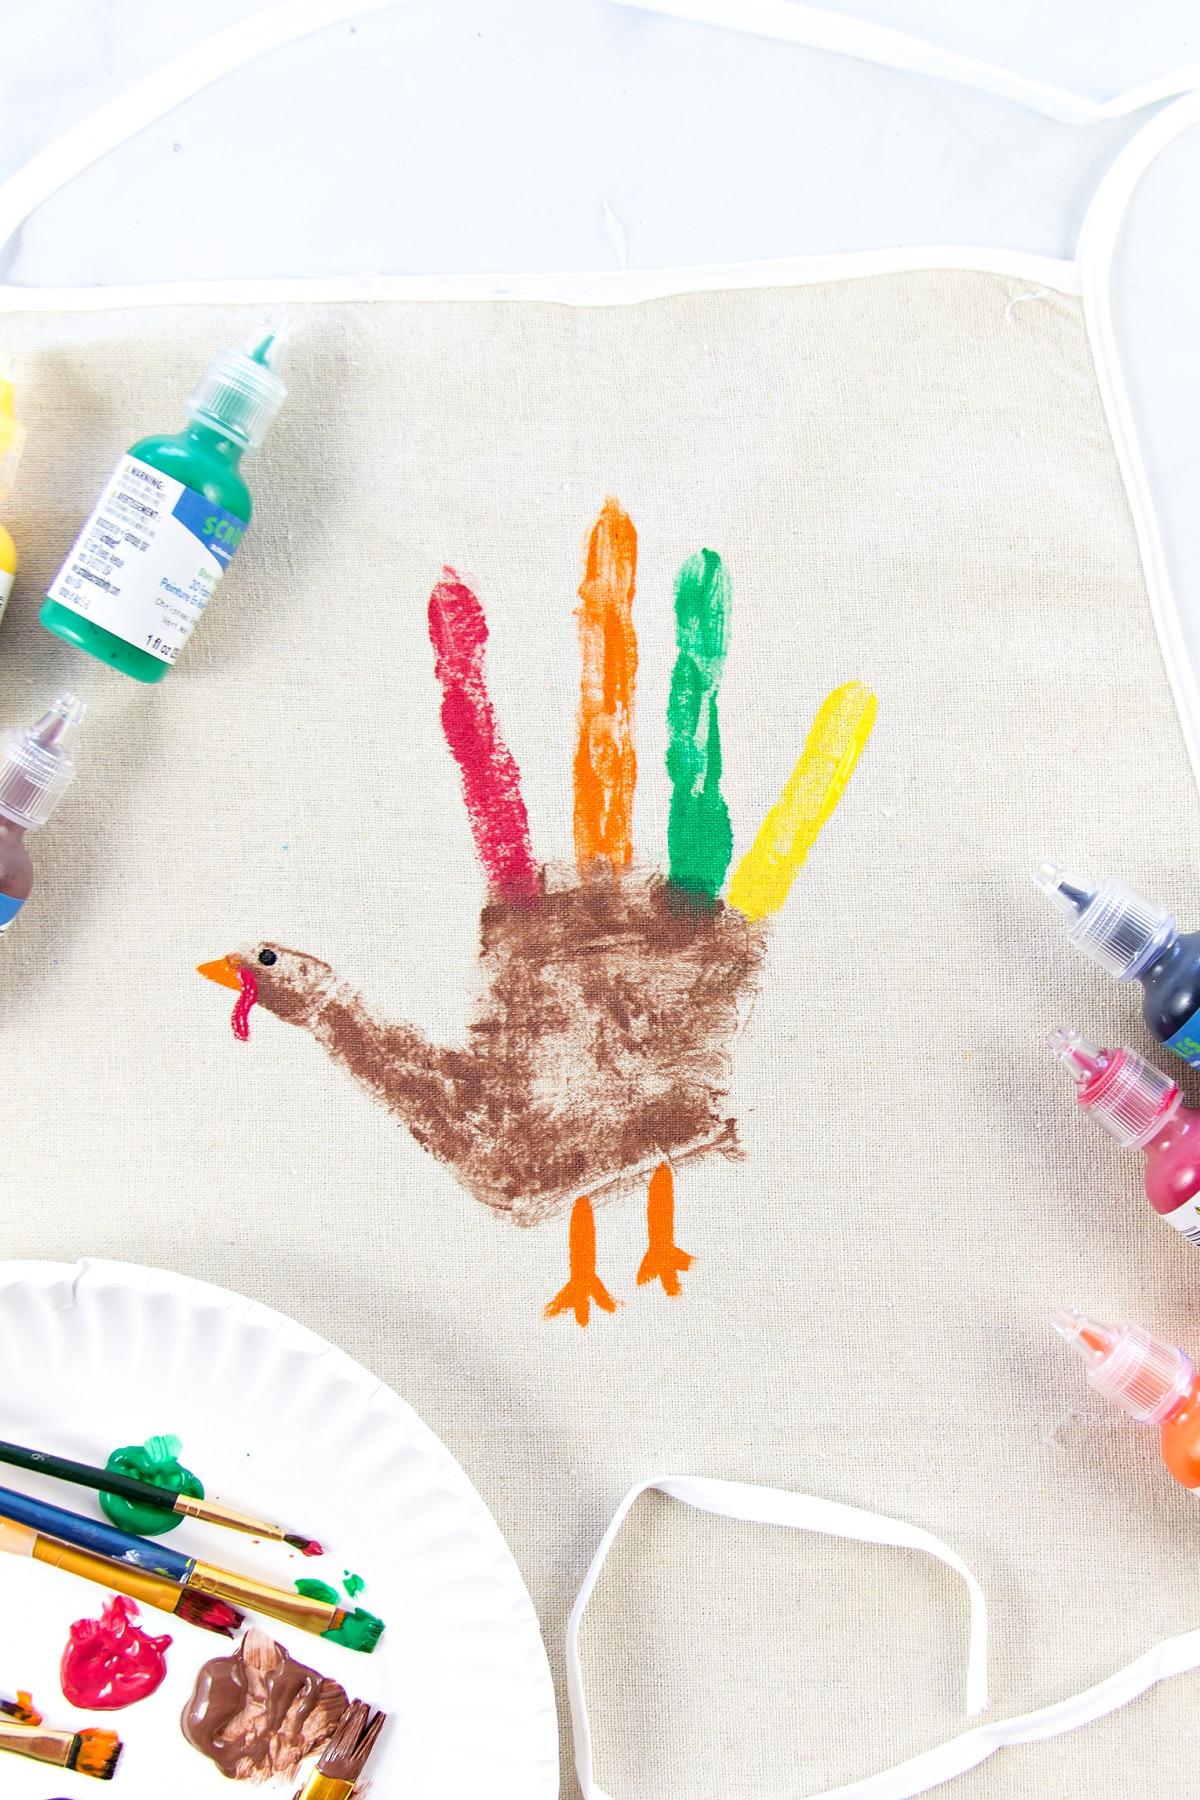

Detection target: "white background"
[2, 0, 1200, 691]
[1, 0, 1198, 277]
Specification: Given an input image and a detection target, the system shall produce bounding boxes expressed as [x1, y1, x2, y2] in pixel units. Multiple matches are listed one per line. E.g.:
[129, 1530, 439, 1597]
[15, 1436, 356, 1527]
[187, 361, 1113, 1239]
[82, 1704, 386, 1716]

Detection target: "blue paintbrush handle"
[0, 1481, 195, 1582]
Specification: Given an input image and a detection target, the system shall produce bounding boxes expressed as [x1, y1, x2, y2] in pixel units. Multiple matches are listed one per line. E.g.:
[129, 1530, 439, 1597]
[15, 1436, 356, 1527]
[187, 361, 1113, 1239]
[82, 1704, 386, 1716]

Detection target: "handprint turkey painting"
[198, 500, 876, 1325]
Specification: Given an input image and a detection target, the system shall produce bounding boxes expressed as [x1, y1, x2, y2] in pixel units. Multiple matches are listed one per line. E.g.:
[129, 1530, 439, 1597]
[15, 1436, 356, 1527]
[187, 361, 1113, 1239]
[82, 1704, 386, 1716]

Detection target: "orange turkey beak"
[196, 955, 245, 992]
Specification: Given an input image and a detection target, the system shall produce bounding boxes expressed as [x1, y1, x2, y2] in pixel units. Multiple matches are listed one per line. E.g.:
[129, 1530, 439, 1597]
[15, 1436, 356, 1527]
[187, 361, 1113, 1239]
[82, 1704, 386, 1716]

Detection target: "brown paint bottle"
[0, 691, 85, 935]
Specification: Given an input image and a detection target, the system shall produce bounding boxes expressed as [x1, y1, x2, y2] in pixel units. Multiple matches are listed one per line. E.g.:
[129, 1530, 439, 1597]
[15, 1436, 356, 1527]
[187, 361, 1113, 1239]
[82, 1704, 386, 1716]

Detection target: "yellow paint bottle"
[0, 359, 26, 624]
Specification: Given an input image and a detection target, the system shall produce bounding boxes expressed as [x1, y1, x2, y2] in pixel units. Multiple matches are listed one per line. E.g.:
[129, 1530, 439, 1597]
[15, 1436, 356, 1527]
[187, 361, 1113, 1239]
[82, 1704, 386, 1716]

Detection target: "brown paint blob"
[240, 862, 766, 1225]
[181, 1627, 346, 1783]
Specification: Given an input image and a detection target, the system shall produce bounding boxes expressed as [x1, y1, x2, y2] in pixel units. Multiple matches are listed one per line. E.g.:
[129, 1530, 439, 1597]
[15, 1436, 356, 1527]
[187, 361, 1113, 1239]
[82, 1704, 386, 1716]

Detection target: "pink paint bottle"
[1048, 1024, 1200, 1247]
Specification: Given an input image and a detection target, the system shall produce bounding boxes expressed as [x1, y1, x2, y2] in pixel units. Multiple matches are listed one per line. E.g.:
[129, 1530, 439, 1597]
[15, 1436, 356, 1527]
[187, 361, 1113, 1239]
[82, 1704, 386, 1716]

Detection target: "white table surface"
[0, 0, 1197, 741]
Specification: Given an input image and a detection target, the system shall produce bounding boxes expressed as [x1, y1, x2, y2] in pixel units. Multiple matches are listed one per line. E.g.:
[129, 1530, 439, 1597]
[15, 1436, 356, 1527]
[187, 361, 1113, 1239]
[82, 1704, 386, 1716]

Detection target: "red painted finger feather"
[428, 570, 540, 906]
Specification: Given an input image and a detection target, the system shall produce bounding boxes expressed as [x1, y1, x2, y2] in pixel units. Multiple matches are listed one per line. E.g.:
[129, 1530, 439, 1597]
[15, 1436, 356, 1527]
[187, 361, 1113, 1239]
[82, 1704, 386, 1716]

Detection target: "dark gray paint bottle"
[1037, 862, 1200, 1067]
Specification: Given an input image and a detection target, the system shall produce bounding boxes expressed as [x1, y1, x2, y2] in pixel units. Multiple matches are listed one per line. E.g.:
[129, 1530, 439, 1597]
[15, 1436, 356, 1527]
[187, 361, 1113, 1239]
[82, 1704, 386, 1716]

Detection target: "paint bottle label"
[0, 569, 13, 621]
[45, 455, 246, 663]
[1164, 1012, 1200, 1068]
[1163, 1196, 1200, 1247]
[0, 892, 24, 933]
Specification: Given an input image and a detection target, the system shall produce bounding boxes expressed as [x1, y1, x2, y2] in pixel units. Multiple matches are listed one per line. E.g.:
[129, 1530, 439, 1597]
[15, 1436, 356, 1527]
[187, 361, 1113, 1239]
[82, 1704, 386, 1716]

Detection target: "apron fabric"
[5, 7, 1200, 1796]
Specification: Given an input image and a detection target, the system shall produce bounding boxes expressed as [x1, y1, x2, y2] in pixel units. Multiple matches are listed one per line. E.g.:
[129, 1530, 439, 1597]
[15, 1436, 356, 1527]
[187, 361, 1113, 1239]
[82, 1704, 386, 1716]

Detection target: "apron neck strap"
[3, 0, 1200, 270]
[567, 1475, 1200, 1800]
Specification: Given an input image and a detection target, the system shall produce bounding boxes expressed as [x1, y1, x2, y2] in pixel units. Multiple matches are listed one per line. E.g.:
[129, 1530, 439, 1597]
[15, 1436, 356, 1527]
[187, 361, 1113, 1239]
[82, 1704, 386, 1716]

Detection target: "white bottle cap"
[186, 326, 287, 452]
[1035, 862, 1176, 979]
[1054, 1308, 1194, 1424]
[0, 691, 86, 830]
[1047, 1025, 1182, 1149]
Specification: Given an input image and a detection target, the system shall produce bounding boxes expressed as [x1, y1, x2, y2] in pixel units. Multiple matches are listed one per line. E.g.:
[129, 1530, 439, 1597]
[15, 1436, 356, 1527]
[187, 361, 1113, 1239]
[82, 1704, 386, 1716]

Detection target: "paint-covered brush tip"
[318, 1699, 387, 1780]
[178, 1590, 243, 1636]
[286, 1535, 325, 1557]
[70, 1729, 122, 1780]
[0, 1693, 41, 1724]
[322, 1606, 385, 1654]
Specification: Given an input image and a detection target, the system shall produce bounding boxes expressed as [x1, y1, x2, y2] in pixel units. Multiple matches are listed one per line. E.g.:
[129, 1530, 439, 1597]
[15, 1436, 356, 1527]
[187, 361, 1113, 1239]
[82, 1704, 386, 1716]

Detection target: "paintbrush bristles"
[286, 1533, 326, 1557]
[71, 1728, 122, 1780]
[0, 1691, 41, 1724]
[177, 1588, 243, 1635]
[318, 1700, 386, 1779]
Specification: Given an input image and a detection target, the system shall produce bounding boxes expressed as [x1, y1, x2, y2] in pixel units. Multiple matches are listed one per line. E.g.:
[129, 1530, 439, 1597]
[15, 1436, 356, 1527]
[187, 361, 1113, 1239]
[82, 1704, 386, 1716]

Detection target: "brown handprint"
[198, 501, 875, 1324]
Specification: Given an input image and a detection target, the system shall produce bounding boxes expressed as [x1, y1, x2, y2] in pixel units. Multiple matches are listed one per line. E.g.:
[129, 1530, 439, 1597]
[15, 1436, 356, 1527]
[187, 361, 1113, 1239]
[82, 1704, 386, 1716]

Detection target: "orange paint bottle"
[1054, 1307, 1200, 1488]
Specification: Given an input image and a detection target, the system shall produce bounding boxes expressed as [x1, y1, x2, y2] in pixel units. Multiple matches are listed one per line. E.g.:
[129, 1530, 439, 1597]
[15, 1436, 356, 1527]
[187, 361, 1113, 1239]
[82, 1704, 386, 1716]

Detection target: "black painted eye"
[257, 948, 278, 966]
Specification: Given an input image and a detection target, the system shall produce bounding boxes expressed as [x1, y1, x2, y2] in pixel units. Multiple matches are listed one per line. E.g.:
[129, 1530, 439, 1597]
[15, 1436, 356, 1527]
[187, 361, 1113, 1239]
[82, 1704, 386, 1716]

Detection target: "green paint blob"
[295, 1577, 340, 1606]
[99, 1434, 204, 1538]
[342, 1571, 365, 1599]
[322, 1606, 385, 1654]
[666, 549, 733, 903]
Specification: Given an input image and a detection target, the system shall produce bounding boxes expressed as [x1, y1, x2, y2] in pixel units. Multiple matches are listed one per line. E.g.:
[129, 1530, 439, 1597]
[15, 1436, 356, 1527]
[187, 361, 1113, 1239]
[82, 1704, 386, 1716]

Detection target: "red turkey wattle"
[231, 967, 258, 1041]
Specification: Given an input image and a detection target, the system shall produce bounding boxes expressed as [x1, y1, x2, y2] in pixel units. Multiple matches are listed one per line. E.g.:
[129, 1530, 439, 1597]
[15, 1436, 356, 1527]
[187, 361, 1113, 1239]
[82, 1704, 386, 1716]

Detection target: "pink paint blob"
[232, 966, 259, 1040]
[428, 569, 540, 907]
[60, 1594, 172, 1710]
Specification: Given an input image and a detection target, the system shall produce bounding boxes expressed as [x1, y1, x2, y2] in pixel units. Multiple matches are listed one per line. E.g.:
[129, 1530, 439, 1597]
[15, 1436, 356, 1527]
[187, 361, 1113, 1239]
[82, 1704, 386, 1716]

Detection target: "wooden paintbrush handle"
[0, 1717, 74, 1769]
[31, 1534, 185, 1615]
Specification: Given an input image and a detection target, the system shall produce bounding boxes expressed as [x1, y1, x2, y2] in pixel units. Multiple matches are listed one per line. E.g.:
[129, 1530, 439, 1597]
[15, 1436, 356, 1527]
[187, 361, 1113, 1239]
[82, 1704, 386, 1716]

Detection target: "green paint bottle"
[40, 328, 287, 682]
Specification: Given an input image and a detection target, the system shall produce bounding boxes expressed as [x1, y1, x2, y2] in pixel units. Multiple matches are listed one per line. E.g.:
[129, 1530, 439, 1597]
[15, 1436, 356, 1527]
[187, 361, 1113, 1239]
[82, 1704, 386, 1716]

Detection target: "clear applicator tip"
[1052, 1306, 1116, 1362]
[1052, 1308, 1193, 1422]
[1033, 861, 1176, 979]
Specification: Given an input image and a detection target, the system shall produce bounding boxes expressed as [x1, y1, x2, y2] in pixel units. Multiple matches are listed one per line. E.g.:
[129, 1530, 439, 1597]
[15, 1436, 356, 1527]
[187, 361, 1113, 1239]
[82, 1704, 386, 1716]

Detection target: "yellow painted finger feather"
[726, 681, 877, 921]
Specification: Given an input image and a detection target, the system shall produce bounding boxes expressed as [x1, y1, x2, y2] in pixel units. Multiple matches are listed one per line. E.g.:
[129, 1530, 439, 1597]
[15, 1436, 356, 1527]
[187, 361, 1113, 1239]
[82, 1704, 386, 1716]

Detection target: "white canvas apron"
[4, 5, 1200, 1796]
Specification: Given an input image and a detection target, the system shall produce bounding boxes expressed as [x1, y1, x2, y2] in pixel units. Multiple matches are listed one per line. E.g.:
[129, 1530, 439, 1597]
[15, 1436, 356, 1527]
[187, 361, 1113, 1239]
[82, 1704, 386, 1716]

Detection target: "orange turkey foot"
[636, 1161, 694, 1298]
[544, 1197, 621, 1327]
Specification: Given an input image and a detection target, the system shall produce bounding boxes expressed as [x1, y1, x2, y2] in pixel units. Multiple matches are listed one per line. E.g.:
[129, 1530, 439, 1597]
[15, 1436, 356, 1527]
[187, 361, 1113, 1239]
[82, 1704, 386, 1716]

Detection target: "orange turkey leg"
[544, 1197, 620, 1327]
[637, 1161, 694, 1296]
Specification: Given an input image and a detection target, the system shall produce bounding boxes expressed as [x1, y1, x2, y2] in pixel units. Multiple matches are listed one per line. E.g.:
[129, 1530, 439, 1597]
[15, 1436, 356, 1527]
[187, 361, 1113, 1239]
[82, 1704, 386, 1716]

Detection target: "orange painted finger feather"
[573, 499, 638, 872]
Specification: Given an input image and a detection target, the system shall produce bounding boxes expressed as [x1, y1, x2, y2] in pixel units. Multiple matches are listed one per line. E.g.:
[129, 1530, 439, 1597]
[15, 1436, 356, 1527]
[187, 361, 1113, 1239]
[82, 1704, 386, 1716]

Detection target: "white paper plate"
[0, 1258, 558, 1798]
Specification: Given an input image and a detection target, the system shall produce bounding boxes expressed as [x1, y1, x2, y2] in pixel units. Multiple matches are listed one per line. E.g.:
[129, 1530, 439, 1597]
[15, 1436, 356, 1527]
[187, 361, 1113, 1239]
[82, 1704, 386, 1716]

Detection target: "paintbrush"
[0, 1516, 242, 1636]
[0, 1714, 122, 1780]
[0, 1436, 323, 1555]
[0, 1486, 383, 1652]
[293, 1700, 386, 1800]
[0, 1691, 41, 1723]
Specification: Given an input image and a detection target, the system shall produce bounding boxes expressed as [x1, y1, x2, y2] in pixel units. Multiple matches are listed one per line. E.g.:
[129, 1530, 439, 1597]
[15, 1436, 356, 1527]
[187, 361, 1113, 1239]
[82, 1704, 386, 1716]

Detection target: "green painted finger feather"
[666, 549, 733, 902]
